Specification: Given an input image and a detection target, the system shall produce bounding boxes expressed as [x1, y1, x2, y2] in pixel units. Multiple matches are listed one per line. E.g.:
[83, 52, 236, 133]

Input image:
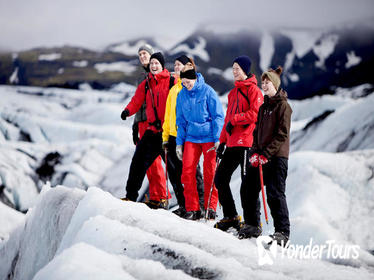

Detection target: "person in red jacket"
[213, 56, 264, 231]
[121, 52, 174, 208]
[131, 44, 167, 208]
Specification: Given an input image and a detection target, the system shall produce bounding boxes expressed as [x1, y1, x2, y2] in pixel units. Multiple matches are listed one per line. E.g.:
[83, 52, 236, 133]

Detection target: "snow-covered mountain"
[1, 21, 374, 99]
[0, 83, 374, 278]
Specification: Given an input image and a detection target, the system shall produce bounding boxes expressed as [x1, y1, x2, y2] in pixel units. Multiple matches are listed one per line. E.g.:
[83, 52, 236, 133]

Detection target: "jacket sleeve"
[207, 87, 225, 143]
[231, 87, 263, 126]
[125, 80, 146, 115]
[263, 102, 292, 158]
[176, 92, 187, 145]
[162, 89, 173, 142]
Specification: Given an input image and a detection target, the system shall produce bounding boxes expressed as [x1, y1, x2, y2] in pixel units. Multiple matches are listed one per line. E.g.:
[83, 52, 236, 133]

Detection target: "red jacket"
[126, 69, 173, 132]
[219, 75, 263, 147]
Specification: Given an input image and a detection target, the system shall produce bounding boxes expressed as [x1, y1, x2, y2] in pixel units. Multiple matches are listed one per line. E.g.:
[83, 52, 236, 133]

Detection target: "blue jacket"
[176, 73, 224, 145]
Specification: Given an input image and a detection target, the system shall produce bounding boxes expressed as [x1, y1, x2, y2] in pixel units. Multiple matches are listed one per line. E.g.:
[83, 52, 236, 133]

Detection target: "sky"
[0, 0, 373, 52]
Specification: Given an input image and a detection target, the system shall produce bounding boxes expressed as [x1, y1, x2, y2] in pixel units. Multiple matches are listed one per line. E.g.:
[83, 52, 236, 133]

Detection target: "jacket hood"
[234, 74, 258, 89]
[149, 69, 170, 81]
[265, 88, 288, 104]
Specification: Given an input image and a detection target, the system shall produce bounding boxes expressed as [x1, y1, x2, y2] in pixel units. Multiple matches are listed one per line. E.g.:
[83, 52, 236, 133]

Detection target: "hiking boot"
[238, 224, 262, 239]
[270, 232, 289, 247]
[144, 199, 168, 210]
[172, 207, 187, 217]
[184, 211, 202, 220]
[214, 215, 242, 231]
[205, 208, 217, 220]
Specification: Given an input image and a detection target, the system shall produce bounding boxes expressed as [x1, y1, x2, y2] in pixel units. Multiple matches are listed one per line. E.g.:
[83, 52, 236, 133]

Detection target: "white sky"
[0, 0, 373, 51]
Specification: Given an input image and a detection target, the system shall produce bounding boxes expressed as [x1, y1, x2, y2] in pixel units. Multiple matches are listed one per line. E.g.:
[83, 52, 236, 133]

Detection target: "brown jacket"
[252, 89, 292, 158]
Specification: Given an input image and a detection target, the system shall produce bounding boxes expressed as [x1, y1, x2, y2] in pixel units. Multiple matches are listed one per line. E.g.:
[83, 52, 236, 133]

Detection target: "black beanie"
[233, 55, 252, 76]
[150, 52, 165, 69]
[176, 55, 191, 65]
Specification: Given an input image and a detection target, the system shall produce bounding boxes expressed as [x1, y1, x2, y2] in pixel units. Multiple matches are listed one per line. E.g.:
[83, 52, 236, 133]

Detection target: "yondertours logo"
[256, 237, 360, 266]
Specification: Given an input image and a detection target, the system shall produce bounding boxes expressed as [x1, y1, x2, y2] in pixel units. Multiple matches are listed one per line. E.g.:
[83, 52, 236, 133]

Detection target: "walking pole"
[205, 157, 221, 221]
[258, 163, 269, 224]
[164, 148, 170, 209]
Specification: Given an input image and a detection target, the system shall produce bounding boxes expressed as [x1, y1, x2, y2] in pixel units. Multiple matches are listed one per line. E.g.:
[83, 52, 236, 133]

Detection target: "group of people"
[120, 43, 292, 245]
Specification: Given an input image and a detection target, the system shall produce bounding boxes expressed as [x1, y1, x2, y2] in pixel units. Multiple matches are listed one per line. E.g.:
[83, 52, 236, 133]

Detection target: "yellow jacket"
[162, 78, 182, 142]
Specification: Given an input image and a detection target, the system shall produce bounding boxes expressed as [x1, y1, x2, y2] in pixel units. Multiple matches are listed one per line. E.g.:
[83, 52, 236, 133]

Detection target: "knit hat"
[176, 55, 191, 65]
[233, 55, 252, 76]
[150, 52, 165, 69]
[261, 66, 283, 90]
[138, 44, 154, 55]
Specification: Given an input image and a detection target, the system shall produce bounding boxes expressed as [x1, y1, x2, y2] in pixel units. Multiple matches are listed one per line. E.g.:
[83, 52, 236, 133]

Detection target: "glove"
[259, 154, 268, 165]
[225, 121, 234, 135]
[249, 153, 259, 167]
[132, 123, 139, 145]
[176, 145, 183, 161]
[162, 141, 168, 150]
[121, 109, 129, 120]
[216, 143, 225, 159]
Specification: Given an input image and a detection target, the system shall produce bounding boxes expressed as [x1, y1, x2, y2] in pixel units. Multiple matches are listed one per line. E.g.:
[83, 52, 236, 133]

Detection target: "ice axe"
[164, 148, 170, 209]
[205, 157, 221, 221]
[259, 162, 269, 224]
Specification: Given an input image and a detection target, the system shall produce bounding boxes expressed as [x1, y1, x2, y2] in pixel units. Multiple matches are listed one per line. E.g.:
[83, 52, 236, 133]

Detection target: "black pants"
[215, 147, 260, 220]
[126, 130, 165, 201]
[167, 136, 204, 210]
[242, 157, 290, 236]
[125, 131, 204, 205]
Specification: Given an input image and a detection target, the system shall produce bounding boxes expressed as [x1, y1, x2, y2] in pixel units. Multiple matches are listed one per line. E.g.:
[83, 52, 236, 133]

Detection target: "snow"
[287, 73, 299, 82]
[207, 67, 223, 76]
[0, 202, 24, 242]
[222, 67, 234, 81]
[169, 37, 210, 62]
[72, 60, 88, 67]
[94, 61, 137, 74]
[109, 39, 151, 56]
[345, 51, 362, 68]
[281, 29, 322, 58]
[313, 34, 339, 69]
[38, 53, 62, 61]
[109, 82, 136, 95]
[291, 91, 374, 152]
[2, 186, 374, 279]
[1, 84, 374, 279]
[259, 32, 275, 72]
[281, 29, 323, 73]
[78, 82, 92, 90]
[9, 67, 19, 84]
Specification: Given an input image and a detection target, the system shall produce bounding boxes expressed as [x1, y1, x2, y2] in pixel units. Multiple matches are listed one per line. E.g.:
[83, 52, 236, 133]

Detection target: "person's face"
[181, 78, 196, 91]
[261, 78, 277, 97]
[232, 62, 247, 81]
[150, 58, 163, 75]
[138, 50, 151, 66]
[174, 60, 184, 75]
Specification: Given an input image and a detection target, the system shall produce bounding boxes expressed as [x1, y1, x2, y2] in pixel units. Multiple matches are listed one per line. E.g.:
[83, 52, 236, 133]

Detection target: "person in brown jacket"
[239, 66, 292, 246]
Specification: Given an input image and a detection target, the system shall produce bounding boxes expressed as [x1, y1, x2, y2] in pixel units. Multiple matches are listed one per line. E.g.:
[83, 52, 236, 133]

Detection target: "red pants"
[181, 142, 218, 212]
[138, 121, 168, 200]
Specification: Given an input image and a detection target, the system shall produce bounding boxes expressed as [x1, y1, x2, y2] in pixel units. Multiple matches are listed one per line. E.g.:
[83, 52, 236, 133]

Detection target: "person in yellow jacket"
[162, 55, 204, 217]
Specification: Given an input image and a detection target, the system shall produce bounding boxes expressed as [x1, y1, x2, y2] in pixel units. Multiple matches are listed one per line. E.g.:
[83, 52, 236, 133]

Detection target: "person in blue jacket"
[176, 64, 224, 220]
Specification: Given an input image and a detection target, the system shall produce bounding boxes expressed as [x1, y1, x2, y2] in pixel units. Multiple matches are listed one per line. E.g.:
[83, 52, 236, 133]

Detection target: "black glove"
[226, 121, 234, 135]
[216, 143, 225, 159]
[121, 109, 129, 120]
[132, 123, 139, 145]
